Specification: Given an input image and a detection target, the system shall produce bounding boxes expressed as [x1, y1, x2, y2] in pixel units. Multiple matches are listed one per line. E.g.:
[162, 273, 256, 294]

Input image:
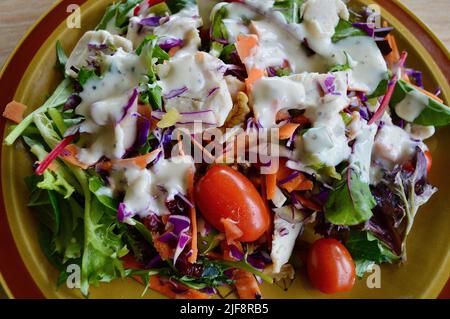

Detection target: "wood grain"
[0, 0, 449, 69]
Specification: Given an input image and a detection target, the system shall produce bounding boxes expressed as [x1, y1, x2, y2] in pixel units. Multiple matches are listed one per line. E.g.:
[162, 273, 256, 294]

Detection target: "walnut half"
[224, 91, 251, 128]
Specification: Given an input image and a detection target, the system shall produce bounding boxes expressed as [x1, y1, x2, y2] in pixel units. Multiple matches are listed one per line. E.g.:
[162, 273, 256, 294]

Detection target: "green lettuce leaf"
[325, 168, 376, 225]
[390, 79, 450, 127]
[332, 19, 367, 43]
[273, 0, 304, 24]
[166, 0, 196, 14]
[4, 79, 72, 146]
[345, 230, 399, 277]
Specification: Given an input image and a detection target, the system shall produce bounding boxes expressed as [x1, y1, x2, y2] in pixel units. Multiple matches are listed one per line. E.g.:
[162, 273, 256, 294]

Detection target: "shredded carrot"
[236, 34, 259, 61]
[59, 144, 90, 170]
[152, 233, 174, 260]
[168, 46, 180, 58]
[149, 275, 210, 299]
[279, 122, 300, 140]
[233, 269, 262, 299]
[412, 84, 444, 103]
[191, 137, 215, 161]
[96, 160, 113, 171]
[187, 168, 198, 263]
[265, 173, 277, 200]
[384, 21, 400, 69]
[2, 101, 27, 124]
[295, 179, 314, 191]
[221, 218, 243, 244]
[112, 148, 161, 169]
[279, 173, 307, 193]
[245, 67, 265, 92]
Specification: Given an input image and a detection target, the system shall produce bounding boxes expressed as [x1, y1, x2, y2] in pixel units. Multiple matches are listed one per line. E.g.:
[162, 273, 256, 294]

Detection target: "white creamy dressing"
[271, 212, 302, 274]
[373, 121, 418, 169]
[65, 30, 133, 78]
[349, 122, 377, 183]
[73, 44, 147, 165]
[248, 20, 326, 73]
[394, 89, 429, 122]
[295, 0, 387, 94]
[251, 71, 351, 167]
[77, 92, 138, 165]
[113, 156, 195, 219]
[156, 52, 233, 126]
[127, 5, 202, 57]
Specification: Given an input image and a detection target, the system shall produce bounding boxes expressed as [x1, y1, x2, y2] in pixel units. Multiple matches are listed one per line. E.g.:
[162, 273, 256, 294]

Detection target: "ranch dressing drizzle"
[113, 156, 195, 218]
[74, 47, 146, 165]
[156, 52, 233, 126]
[395, 89, 429, 122]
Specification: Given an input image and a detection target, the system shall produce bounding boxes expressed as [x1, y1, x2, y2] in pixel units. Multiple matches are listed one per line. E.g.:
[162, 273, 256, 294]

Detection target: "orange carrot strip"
[279, 122, 300, 140]
[191, 138, 215, 161]
[245, 67, 265, 92]
[221, 218, 243, 245]
[152, 233, 174, 260]
[236, 34, 259, 61]
[149, 275, 210, 299]
[59, 144, 90, 170]
[233, 269, 262, 299]
[168, 46, 180, 57]
[265, 173, 277, 200]
[3, 101, 27, 124]
[295, 179, 314, 191]
[187, 168, 198, 263]
[279, 173, 306, 193]
[412, 84, 444, 104]
[112, 149, 161, 169]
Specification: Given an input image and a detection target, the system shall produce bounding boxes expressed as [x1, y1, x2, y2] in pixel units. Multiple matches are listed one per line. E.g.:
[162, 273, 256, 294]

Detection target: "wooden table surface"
[0, 0, 450, 67]
[0, 0, 449, 299]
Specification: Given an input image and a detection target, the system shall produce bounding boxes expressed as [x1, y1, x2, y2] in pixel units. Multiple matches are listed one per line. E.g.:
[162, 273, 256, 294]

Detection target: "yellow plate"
[1, 0, 450, 299]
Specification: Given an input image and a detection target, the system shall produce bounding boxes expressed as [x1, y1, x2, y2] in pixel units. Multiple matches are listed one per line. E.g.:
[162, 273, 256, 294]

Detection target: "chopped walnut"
[224, 91, 251, 128]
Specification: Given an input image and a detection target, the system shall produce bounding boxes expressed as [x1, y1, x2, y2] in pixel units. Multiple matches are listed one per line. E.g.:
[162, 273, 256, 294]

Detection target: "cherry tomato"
[194, 165, 270, 242]
[403, 150, 433, 174]
[306, 238, 356, 294]
[424, 150, 432, 173]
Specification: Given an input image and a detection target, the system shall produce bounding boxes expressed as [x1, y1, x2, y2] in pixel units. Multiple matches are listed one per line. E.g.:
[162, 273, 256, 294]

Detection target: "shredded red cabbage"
[229, 245, 244, 261]
[118, 88, 138, 124]
[117, 203, 134, 223]
[168, 215, 191, 235]
[139, 16, 163, 26]
[405, 68, 424, 88]
[163, 86, 189, 99]
[352, 22, 375, 37]
[173, 232, 191, 266]
[87, 42, 109, 50]
[134, 115, 151, 148]
[175, 192, 194, 209]
[159, 38, 184, 50]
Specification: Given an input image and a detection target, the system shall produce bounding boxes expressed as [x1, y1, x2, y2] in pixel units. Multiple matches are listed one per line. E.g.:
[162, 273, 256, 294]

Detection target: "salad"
[3, 0, 450, 299]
